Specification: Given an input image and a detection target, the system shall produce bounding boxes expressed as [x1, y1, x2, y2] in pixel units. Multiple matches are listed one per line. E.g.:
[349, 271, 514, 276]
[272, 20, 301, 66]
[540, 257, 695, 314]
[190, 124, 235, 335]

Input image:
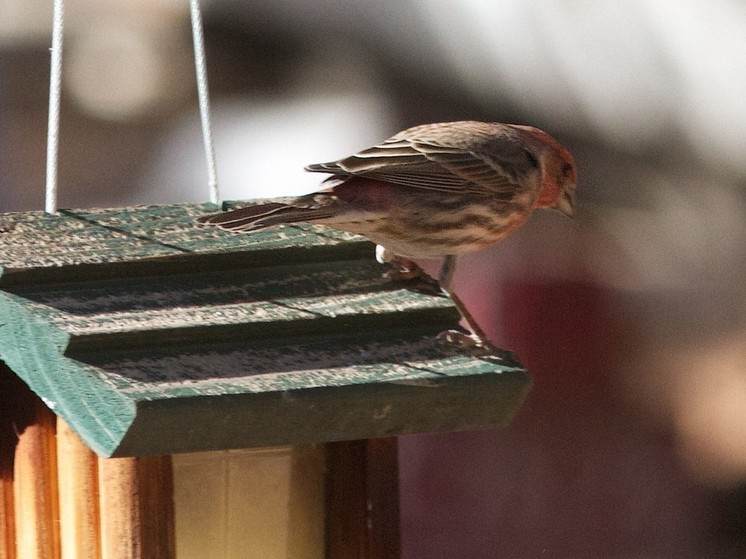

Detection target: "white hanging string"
[190, 0, 221, 205]
[44, 1, 220, 211]
[45, 0, 65, 214]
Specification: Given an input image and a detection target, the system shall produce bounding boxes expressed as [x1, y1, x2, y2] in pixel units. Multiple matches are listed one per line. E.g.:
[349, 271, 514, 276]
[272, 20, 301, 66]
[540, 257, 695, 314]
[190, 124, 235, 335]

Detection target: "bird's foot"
[437, 329, 519, 362]
[382, 259, 425, 281]
[381, 255, 442, 294]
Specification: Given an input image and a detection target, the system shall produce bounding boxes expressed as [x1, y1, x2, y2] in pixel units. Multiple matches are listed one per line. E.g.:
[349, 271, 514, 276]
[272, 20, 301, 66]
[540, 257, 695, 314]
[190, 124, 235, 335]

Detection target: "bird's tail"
[196, 202, 333, 232]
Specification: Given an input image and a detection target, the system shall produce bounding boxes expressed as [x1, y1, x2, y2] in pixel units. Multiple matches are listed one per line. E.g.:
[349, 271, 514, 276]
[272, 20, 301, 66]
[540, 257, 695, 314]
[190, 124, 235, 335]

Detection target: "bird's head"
[512, 125, 578, 217]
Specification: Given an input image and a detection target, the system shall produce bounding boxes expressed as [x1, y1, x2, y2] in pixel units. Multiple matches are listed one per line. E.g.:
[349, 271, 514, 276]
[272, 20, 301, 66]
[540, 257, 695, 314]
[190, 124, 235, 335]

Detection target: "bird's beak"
[552, 189, 575, 218]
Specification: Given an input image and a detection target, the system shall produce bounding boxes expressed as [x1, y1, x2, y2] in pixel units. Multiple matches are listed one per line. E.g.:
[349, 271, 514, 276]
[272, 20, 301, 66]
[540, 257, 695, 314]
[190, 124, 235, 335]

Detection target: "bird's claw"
[437, 329, 519, 362]
[437, 329, 489, 352]
[382, 263, 425, 282]
[382, 260, 442, 294]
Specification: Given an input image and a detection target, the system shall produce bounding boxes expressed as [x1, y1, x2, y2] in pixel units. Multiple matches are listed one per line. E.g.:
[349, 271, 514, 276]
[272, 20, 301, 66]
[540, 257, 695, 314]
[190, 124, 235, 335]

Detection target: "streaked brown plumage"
[198, 121, 578, 352]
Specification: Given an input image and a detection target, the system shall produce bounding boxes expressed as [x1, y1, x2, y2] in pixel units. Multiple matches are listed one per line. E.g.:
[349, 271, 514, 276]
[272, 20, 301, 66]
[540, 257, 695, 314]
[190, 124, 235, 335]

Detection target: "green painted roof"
[0, 201, 530, 457]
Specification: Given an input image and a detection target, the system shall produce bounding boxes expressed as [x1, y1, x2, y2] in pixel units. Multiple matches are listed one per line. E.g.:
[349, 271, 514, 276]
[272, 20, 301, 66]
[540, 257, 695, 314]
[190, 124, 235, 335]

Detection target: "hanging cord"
[45, 0, 65, 214]
[44, 1, 220, 210]
[190, 0, 220, 205]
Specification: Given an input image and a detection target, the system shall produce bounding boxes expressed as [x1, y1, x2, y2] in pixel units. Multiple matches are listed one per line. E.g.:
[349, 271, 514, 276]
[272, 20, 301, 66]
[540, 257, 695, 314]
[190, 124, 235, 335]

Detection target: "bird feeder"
[0, 201, 530, 558]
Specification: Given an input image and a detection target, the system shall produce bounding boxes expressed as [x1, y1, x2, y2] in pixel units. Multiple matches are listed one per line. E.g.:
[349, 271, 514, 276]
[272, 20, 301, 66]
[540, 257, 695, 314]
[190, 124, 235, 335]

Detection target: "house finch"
[198, 121, 577, 354]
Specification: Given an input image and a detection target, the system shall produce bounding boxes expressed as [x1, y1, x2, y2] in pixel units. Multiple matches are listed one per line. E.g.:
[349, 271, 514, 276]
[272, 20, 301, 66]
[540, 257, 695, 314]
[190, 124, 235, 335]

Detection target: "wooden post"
[13, 399, 60, 559]
[0, 478, 12, 559]
[98, 456, 175, 559]
[1, 363, 60, 559]
[136, 456, 175, 559]
[57, 420, 100, 559]
[0, 364, 21, 559]
[325, 438, 400, 559]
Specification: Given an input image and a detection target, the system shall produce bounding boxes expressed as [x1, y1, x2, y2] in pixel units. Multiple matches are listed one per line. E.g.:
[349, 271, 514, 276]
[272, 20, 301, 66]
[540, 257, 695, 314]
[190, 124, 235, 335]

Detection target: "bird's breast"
[320, 180, 536, 258]
[327, 206, 530, 259]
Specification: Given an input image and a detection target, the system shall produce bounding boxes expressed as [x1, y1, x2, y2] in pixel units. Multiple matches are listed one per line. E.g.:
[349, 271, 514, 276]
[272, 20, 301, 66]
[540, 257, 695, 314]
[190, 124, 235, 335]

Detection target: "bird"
[197, 120, 577, 355]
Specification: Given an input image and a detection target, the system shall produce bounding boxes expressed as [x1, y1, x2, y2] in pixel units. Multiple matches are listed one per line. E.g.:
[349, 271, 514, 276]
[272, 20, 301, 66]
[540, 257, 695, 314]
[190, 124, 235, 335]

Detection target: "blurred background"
[1, 0, 745, 556]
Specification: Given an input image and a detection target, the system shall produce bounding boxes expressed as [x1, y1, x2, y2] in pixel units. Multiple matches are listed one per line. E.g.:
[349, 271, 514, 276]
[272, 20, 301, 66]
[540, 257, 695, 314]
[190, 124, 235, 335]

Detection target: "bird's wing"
[306, 122, 539, 199]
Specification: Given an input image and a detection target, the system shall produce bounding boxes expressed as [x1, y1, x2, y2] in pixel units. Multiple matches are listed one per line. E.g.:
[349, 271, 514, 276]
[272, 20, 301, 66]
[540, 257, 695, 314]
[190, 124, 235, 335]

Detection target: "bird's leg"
[436, 255, 517, 362]
[377, 247, 516, 361]
[436, 255, 490, 347]
[376, 246, 441, 293]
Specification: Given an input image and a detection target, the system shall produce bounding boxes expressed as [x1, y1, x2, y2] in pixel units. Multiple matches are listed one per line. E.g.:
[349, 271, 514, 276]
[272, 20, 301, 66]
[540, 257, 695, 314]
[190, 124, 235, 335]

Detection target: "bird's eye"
[561, 162, 573, 177]
[524, 149, 539, 169]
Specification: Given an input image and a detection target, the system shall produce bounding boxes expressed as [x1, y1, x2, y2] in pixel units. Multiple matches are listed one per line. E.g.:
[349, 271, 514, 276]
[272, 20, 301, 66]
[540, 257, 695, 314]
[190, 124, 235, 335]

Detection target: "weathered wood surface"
[0, 201, 368, 286]
[326, 439, 400, 559]
[98, 455, 175, 559]
[0, 202, 530, 457]
[57, 420, 100, 559]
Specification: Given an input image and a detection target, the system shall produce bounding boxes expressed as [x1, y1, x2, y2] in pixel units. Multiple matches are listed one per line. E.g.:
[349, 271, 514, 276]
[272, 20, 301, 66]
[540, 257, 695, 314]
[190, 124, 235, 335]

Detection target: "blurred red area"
[401, 280, 730, 558]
